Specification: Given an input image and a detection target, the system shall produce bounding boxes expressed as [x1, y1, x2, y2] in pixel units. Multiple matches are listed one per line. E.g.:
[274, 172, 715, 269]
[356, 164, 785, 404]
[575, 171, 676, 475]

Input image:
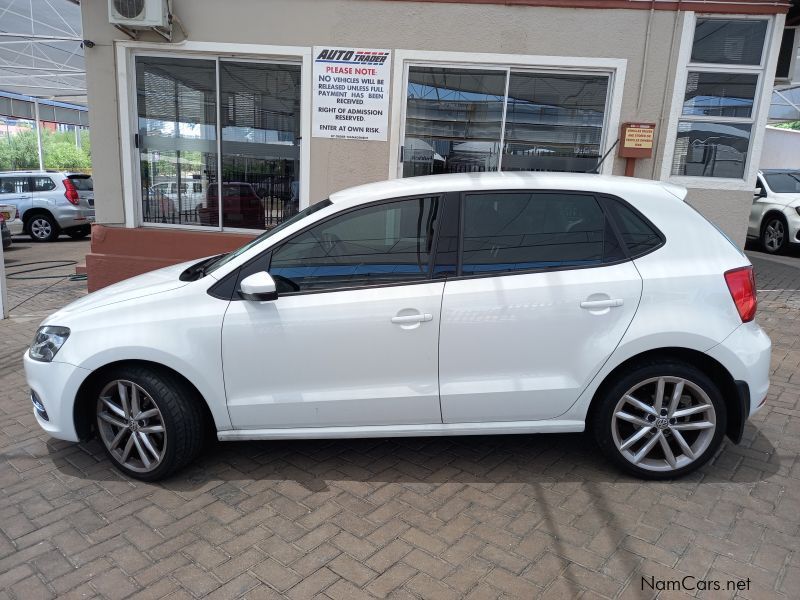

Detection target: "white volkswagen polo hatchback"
[25, 173, 770, 481]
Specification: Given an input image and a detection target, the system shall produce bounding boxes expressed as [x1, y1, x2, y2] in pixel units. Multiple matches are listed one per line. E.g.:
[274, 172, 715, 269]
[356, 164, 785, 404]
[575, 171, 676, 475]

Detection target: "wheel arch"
[22, 207, 56, 226]
[585, 347, 744, 443]
[73, 359, 216, 442]
[760, 209, 788, 231]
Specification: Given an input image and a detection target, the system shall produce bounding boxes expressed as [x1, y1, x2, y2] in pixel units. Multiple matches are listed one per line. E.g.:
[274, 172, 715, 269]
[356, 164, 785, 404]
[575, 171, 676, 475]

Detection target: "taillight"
[63, 179, 79, 205]
[724, 266, 757, 323]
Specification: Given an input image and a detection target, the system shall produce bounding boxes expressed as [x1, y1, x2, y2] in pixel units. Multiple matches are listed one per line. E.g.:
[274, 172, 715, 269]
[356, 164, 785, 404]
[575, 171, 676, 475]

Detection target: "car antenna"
[585, 138, 619, 174]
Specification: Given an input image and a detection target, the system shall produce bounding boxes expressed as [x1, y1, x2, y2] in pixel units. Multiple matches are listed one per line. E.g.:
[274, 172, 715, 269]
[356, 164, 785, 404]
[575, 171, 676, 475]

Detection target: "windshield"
[763, 172, 800, 194]
[204, 199, 333, 276]
[68, 175, 94, 191]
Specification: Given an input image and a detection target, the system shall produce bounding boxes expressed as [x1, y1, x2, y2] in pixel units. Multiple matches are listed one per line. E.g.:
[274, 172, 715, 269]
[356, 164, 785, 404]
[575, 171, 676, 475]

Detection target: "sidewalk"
[0, 245, 798, 600]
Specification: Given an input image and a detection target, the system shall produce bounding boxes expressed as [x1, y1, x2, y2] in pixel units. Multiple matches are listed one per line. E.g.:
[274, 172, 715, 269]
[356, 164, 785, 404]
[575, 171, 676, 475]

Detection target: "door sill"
[217, 420, 585, 441]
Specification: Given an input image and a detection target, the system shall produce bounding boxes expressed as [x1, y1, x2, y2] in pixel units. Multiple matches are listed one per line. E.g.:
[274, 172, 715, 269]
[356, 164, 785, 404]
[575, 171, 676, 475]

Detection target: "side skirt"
[217, 420, 586, 441]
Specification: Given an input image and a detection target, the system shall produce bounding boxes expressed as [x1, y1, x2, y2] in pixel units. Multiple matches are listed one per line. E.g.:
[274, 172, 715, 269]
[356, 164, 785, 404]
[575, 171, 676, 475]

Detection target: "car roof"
[328, 172, 686, 207]
[759, 169, 800, 174]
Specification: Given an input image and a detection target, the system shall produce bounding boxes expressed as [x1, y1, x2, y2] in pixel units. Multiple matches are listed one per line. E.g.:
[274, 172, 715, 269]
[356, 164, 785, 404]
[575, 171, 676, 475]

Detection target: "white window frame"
[388, 50, 627, 179]
[116, 40, 312, 232]
[659, 12, 785, 191]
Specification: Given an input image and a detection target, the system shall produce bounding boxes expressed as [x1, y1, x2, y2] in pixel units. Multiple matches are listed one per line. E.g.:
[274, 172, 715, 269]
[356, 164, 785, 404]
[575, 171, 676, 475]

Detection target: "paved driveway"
[0, 241, 798, 600]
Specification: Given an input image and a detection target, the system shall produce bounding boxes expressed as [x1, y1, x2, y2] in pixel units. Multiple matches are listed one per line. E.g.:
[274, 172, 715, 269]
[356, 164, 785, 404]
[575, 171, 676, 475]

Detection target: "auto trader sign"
[312, 47, 391, 141]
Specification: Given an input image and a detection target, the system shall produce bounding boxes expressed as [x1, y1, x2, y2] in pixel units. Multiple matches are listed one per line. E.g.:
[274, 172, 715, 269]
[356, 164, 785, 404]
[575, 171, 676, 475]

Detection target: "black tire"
[92, 365, 205, 481]
[592, 360, 727, 480]
[26, 213, 60, 242]
[760, 214, 789, 255]
[67, 225, 91, 240]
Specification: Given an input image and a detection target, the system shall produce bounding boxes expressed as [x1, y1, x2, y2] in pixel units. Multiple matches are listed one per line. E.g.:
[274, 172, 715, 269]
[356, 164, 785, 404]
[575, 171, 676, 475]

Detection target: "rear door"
[439, 190, 643, 423]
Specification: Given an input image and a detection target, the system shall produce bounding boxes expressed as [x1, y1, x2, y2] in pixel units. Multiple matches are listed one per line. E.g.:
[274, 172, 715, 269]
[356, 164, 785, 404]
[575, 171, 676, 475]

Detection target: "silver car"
[0, 171, 95, 242]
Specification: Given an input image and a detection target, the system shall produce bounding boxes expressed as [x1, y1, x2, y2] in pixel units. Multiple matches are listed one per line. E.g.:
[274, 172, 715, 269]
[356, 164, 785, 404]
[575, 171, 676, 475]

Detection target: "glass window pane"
[776, 28, 796, 79]
[461, 192, 612, 275]
[763, 172, 800, 193]
[403, 67, 505, 177]
[219, 61, 302, 231]
[691, 19, 767, 66]
[671, 121, 751, 178]
[32, 177, 56, 191]
[683, 72, 757, 118]
[0, 177, 30, 194]
[603, 198, 662, 257]
[136, 56, 218, 227]
[501, 72, 608, 173]
[270, 197, 439, 292]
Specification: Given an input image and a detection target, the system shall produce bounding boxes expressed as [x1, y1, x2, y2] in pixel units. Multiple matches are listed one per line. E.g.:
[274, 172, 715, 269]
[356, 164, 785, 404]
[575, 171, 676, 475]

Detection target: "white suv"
[749, 169, 800, 254]
[0, 171, 95, 242]
[24, 173, 770, 481]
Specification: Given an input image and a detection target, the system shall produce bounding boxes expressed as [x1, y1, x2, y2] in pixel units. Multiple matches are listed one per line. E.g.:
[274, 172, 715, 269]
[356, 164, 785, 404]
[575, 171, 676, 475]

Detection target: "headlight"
[29, 326, 70, 362]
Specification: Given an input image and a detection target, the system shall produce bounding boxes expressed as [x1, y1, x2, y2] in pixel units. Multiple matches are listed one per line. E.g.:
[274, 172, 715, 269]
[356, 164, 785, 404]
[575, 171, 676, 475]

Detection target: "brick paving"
[0, 240, 798, 600]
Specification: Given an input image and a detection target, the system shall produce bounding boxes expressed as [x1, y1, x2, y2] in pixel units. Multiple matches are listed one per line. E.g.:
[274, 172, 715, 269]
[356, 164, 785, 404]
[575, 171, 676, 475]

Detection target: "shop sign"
[619, 122, 656, 158]
[312, 47, 391, 141]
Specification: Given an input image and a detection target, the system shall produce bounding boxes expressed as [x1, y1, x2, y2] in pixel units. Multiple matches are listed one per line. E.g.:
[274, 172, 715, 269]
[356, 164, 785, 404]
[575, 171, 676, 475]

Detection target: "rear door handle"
[580, 298, 624, 309]
[391, 313, 433, 324]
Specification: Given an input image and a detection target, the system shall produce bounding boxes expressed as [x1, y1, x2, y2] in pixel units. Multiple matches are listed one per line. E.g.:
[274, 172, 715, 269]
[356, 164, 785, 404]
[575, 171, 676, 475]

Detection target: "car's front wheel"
[27, 213, 59, 242]
[761, 214, 788, 254]
[94, 365, 205, 481]
[593, 361, 726, 479]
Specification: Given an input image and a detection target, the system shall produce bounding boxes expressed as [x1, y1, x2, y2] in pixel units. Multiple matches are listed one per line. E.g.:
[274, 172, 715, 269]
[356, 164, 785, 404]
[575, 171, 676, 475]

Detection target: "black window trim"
[214, 192, 450, 300]
[208, 188, 666, 300]
[447, 188, 647, 282]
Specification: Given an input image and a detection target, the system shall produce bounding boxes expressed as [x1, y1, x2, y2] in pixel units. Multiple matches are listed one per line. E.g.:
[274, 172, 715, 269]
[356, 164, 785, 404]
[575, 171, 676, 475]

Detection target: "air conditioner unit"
[108, 0, 169, 29]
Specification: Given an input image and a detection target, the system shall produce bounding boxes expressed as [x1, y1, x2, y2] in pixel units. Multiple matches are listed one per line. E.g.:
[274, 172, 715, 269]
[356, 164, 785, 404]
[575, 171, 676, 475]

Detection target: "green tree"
[0, 126, 92, 171]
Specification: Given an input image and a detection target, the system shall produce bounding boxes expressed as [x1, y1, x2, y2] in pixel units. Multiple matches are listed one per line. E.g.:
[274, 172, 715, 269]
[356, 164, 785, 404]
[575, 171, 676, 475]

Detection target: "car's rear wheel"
[761, 214, 788, 254]
[27, 213, 59, 242]
[593, 361, 726, 479]
[94, 365, 204, 481]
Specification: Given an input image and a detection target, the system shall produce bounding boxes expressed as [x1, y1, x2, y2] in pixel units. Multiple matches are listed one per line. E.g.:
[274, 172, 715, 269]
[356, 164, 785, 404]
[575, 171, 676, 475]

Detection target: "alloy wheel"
[763, 219, 785, 252]
[96, 380, 167, 473]
[611, 376, 716, 473]
[30, 217, 53, 240]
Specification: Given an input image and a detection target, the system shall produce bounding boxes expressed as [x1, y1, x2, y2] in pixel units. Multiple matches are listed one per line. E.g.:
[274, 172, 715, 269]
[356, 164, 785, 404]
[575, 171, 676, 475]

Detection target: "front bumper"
[23, 352, 91, 442]
[707, 321, 771, 417]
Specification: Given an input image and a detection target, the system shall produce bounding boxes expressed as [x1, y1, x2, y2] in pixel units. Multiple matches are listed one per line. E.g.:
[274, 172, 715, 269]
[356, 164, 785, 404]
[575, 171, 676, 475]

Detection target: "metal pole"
[0, 233, 7, 319]
[33, 98, 44, 170]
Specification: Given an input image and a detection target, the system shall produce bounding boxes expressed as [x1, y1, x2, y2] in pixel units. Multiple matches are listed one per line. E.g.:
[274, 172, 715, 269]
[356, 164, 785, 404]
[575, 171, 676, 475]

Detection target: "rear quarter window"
[604, 198, 664, 258]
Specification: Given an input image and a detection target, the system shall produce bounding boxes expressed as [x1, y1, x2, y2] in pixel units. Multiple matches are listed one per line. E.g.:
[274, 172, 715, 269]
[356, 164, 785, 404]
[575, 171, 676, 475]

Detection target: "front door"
[222, 195, 445, 429]
[438, 190, 643, 423]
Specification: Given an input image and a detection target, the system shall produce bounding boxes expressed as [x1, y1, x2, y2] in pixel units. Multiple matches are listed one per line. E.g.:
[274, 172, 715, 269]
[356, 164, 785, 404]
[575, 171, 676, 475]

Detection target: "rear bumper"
[706, 321, 771, 427]
[54, 207, 95, 229]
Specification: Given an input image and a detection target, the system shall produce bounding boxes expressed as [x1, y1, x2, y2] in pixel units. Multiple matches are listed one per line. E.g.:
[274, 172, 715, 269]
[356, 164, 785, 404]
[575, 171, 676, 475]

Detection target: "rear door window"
[460, 191, 623, 275]
[32, 177, 56, 192]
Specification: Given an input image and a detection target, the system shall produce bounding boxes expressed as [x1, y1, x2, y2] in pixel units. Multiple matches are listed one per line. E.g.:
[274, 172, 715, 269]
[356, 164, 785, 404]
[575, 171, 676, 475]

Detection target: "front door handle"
[391, 313, 433, 324]
[580, 298, 624, 309]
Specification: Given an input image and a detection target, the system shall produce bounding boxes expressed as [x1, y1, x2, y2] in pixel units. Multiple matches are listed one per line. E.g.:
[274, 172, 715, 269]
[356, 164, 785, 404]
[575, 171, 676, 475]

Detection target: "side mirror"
[754, 187, 765, 197]
[239, 272, 278, 301]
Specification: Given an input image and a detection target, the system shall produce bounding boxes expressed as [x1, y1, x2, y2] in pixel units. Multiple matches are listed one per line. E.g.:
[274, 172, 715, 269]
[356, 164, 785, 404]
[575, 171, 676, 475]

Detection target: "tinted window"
[604, 199, 663, 257]
[68, 175, 93, 191]
[32, 177, 56, 192]
[270, 197, 440, 292]
[763, 172, 800, 194]
[691, 19, 767, 66]
[461, 192, 621, 275]
[0, 177, 31, 194]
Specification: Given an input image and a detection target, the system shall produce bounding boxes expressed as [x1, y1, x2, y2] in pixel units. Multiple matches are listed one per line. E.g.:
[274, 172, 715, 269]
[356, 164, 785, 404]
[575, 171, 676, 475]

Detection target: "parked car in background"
[0, 203, 23, 236]
[749, 169, 800, 254]
[0, 172, 95, 242]
[1, 212, 10, 249]
[199, 182, 265, 229]
[25, 173, 770, 481]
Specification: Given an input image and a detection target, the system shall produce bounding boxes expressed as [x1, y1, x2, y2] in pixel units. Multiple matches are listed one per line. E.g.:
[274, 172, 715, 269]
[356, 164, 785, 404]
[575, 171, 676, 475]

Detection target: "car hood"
[43, 259, 200, 322]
